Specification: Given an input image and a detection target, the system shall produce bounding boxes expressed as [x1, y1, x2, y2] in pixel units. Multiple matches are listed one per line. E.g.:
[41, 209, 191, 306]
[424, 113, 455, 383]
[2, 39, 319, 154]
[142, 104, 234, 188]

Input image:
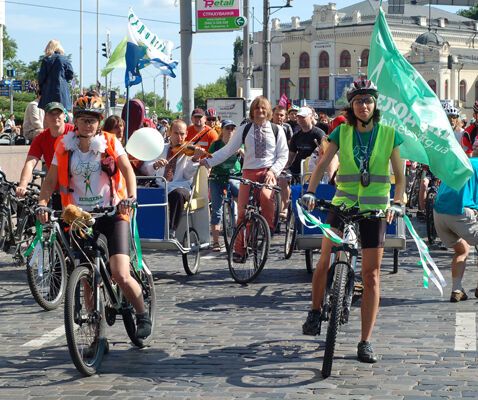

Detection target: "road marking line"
[455, 312, 476, 351]
[22, 325, 65, 348]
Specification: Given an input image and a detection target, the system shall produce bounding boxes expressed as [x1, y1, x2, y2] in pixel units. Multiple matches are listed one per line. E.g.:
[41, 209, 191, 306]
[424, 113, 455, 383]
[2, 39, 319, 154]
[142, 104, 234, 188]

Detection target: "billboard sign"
[196, 0, 246, 32]
[206, 97, 246, 126]
[334, 76, 353, 108]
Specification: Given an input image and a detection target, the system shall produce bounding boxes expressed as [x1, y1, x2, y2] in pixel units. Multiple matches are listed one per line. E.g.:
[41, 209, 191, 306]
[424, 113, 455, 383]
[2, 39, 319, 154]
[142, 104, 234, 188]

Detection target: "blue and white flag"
[125, 8, 178, 87]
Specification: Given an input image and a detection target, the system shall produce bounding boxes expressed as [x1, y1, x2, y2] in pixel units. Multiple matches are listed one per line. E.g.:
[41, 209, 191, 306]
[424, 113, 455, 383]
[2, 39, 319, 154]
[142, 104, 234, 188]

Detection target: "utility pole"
[96, 0, 99, 86]
[243, 0, 251, 110]
[180, 1, 193, 124]
[163, 75, 168, 110]
[103, 31, 110, 116]
[262, 0, 270, 100]
[80, 0, 83, 94]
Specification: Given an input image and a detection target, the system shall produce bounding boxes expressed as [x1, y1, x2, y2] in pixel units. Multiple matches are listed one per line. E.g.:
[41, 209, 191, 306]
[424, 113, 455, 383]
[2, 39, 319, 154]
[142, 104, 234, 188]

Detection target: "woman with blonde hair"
[38, 39, 74, 111]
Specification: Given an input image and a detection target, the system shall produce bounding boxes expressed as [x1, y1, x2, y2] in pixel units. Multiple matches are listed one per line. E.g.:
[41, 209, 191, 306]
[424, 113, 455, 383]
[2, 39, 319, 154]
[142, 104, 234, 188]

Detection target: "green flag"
[368, 6, 472, 191]
[176, 98, 183, 112]
[101, 37, 127, 77]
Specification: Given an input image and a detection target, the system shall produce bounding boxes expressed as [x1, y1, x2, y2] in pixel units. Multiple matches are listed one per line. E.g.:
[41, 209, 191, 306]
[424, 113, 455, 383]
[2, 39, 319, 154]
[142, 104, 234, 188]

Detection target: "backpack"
[242, 122, 279, 144]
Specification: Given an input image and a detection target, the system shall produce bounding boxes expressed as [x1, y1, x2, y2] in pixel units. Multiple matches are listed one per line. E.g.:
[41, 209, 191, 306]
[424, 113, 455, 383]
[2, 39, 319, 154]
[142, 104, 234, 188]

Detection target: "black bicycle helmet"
[346, 79, 379, 103]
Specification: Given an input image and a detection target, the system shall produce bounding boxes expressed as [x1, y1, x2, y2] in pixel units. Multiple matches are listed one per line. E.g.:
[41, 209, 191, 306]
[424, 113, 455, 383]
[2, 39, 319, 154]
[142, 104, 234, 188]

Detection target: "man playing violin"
[186, 107, 219, 152]
[140, 119, 201, 239]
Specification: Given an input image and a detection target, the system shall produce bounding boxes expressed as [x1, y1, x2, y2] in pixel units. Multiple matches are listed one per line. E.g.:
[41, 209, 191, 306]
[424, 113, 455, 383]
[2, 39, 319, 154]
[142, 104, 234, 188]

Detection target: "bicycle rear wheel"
[0, 210, 10, 251]
[26, 239, 67, 311]
[322, 261, 348, 379]
[283, 203, 296, 259]
[228, 214, 270, 284]
[123, 260, 156, 348]
[272, 190, 281, 233]
[64, 265, 106, 376]
[182, 228, 201, 275]
[222, 200, 235, 254]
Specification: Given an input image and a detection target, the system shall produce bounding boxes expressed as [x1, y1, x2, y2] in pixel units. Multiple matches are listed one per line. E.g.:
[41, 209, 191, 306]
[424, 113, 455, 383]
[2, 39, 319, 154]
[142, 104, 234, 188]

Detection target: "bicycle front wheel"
[64, 265, 106, 377]
[283, 203, 296, 259]
[123, 260, 156, 348]
[222, 200, 235, 253]
[322, 261, 349, 379]
[26, 239, 67, 311]
[228, 214, 270, 284]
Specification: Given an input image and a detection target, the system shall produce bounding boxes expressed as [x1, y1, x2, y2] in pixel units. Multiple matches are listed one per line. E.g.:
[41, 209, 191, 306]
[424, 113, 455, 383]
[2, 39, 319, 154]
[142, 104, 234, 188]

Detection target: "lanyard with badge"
[354, 125, 377, 187]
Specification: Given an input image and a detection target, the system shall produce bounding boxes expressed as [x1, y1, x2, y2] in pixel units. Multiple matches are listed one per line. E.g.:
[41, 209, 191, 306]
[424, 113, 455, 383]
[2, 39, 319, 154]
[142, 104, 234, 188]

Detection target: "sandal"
[211, 241, 221, 252]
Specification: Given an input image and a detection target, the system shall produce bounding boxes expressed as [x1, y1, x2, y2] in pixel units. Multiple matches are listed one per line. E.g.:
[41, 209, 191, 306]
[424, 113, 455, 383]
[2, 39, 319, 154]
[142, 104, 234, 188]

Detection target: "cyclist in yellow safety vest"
[301, 79, 405, 364]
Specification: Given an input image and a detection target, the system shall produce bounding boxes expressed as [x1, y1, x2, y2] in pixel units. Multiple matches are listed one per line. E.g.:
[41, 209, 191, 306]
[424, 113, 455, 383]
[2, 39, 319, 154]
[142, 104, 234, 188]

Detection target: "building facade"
[246, 1, 478, 117]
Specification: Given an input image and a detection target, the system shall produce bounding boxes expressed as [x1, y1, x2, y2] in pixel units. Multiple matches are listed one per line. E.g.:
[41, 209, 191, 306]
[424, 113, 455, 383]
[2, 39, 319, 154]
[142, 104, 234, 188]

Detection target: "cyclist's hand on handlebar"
[15, 185, 27, 198]
[301, 192, 317, 211]
[118, 196, 136, 215]
[35, 205, 50, 224]
[386, 203, 404, 224]
[264, 170, 276, 185]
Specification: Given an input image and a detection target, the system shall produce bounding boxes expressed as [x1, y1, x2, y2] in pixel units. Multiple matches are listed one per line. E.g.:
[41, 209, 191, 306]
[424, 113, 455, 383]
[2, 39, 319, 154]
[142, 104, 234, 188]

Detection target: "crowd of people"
[8, 45, 478, 365]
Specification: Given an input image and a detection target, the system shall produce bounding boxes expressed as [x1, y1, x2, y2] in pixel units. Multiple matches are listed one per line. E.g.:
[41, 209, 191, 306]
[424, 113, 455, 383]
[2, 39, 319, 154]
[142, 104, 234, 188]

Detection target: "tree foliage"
[194, 78, 227, 109]
[458, 5, 478, 20]
[3, 27, 17, 62]
[225, 37, 243, 97]
[133, 90, 180, 119]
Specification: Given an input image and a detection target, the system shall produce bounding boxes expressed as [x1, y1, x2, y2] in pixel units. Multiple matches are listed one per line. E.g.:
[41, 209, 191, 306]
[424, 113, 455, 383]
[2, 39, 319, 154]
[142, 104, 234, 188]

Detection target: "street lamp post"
[262, 0, 292, 101]
[357, 57, 362, 78]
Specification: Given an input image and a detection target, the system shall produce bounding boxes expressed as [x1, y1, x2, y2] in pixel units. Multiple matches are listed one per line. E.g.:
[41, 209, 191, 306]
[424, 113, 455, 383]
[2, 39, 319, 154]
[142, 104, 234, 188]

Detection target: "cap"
[160, 119, 168, 124]
[221, 119, 236, 129]
[288, 105, 300, 113]
[297, 107, 312, 118]
[44, 102, 65, 113]
[191, 107, 205, 117]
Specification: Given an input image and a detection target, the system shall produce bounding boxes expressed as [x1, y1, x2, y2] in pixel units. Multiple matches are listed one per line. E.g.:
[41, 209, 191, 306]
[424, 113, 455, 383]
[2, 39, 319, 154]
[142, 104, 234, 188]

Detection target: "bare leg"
[110, 254, 145, 314]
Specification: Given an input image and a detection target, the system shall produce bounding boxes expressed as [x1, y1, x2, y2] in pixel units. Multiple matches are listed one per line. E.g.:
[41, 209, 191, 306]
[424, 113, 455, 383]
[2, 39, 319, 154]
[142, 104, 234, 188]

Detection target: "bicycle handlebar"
[306, 198, 385, 222]
[229, 176, 281, 192]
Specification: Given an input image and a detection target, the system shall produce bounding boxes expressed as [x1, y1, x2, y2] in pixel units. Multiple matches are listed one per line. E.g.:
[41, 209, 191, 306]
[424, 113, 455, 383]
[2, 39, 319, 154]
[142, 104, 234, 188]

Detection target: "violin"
[169, 144, 212, 158]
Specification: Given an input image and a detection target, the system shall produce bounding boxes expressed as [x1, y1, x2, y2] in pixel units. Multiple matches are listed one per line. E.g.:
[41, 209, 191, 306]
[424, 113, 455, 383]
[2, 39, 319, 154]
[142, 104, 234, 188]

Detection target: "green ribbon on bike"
[403, 215, 445, 295]
[295, 201, 343, 244]
[23, 220, 42, 257]
[130, 206, 143, 271]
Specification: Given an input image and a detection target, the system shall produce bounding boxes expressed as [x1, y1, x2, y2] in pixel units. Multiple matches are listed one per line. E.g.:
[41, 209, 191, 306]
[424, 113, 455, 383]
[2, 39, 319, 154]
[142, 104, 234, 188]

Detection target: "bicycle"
[63, 205, 156, 376]
[227, 177, 280, 284]
[425, 175, 440, 245]
[301, 199, 384, 378]
[220, 178, 239, 254]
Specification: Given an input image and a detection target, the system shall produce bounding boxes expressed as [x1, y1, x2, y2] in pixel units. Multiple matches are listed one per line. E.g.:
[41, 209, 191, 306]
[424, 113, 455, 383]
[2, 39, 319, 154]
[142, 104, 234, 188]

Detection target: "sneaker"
[302, 310, 321, 336]
[357, 341, 378, 363]
[450, 289, 468, 303]
[232, 252, 246, 263]
[211, 242, 221, 252]
[136, 312, 152, 339]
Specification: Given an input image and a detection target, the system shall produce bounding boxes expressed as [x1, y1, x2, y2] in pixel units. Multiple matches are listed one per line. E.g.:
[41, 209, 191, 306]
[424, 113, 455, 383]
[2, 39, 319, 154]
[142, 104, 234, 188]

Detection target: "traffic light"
[102, 42, 108, 58]
[109, 90, 116, 107]
[447, 54, 453, 70]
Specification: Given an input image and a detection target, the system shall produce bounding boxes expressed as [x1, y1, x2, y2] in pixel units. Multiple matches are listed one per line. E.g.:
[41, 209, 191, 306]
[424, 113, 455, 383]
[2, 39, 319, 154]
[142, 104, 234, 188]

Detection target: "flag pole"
[125, 86, 130, 143]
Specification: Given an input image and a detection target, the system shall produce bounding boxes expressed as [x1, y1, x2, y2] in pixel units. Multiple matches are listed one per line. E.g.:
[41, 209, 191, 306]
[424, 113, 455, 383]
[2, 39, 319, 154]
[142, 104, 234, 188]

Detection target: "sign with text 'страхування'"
[196, 0, 246, 32]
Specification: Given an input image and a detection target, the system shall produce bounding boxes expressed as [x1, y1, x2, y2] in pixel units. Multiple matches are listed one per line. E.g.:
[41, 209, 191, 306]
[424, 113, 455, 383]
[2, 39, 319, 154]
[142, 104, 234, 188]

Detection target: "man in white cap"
[286, 106, 326, 178]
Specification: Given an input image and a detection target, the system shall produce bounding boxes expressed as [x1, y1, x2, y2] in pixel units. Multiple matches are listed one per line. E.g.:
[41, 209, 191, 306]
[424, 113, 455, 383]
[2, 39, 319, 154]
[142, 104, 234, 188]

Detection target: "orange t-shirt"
[186, 124, 218, 151]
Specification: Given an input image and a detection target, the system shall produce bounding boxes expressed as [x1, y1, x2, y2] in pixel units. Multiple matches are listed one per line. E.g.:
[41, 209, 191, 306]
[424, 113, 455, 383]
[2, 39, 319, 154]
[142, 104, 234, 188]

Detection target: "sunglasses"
[353, 97, 375, 106]
[207, 117, 217, 122]
[77, 117, 99, 125]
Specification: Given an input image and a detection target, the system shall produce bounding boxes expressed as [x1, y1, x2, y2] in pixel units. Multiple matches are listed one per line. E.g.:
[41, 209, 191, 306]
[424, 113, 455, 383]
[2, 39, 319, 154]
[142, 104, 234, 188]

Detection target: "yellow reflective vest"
[331, 123, 395, 211]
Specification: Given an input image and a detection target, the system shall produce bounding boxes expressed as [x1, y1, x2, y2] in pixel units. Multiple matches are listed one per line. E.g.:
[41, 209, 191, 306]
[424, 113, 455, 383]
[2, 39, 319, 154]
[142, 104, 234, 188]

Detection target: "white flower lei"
[63, 131, 107, 154]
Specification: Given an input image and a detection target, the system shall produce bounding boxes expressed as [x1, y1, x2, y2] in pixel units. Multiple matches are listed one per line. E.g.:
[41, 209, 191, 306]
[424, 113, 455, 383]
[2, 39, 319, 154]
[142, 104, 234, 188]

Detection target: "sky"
[5, 0, 465, 111]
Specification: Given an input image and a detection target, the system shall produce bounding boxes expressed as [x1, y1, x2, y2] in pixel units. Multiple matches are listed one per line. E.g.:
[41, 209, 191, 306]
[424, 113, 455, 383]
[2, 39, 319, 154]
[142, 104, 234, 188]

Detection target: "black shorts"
[93, 215, 130, 256]
[326, 209, 387, 249]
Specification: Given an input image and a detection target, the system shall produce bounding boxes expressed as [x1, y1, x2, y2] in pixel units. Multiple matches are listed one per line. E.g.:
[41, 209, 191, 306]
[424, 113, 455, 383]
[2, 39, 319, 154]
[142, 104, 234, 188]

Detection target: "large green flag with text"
[368, 7, 472, 190]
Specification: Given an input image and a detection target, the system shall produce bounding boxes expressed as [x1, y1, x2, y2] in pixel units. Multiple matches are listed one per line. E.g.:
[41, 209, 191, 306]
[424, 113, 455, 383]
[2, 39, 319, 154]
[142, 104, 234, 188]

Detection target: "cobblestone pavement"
[0, 218, 477, 399]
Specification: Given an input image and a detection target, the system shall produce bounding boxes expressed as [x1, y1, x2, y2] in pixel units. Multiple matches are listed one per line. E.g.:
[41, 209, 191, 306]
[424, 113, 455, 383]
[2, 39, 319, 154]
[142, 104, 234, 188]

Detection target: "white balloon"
[125, 127, 164, 161]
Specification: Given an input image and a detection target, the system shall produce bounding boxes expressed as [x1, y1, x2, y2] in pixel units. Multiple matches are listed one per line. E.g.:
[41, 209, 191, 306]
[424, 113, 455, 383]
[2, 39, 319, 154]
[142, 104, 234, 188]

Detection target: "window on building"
[281, 53, 290, 70]
[445, 79, 449, 99]
[319, 51, 329, 68]
[427, 79, 437, 94]
[299, 52, 310, 69]
[299, 77, 310, 99]
[460, 80, 467, 102]
[340, 50, 351, 68]
[280, 78, 290, 98]
[319, 77, 329, 100]
[361, 49, 369, 67]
